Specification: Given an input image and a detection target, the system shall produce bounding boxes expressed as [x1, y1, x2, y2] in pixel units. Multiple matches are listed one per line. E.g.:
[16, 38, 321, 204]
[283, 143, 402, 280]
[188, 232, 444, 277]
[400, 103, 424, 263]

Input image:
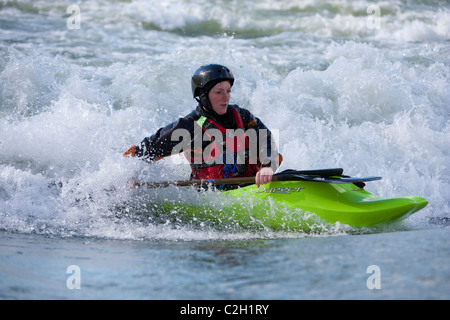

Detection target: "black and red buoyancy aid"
[185, 107, 260, 180]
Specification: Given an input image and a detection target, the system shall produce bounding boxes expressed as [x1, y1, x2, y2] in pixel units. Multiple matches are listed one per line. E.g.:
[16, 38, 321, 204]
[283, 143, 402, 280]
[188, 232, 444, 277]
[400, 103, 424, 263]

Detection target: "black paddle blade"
[274, 168, 381, 188]
[276, 168, 344, 179]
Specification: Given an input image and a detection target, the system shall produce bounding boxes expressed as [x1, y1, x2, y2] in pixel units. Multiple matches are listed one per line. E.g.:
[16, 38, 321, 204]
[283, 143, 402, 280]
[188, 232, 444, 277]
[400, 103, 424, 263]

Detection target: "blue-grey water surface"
[1, 0, 449, 300]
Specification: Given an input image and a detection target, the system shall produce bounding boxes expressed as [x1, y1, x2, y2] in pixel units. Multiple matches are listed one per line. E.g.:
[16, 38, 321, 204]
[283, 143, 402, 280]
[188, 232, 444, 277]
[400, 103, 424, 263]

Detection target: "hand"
[255, 167, 274, 188]
[124, 145, 137, 157]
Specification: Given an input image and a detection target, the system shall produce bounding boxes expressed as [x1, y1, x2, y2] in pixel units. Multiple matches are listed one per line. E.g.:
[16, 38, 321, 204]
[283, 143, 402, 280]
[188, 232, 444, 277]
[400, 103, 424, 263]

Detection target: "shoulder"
[229, 104, 250, 118]
[185, 108, 202, 121]
[177, 108, 203, 126]
[229, 105, 258, 128]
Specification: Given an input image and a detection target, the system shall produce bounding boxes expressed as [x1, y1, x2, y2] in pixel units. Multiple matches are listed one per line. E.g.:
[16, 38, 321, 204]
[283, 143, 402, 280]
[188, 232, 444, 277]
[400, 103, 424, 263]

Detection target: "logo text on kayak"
[256, 187, 304, 194]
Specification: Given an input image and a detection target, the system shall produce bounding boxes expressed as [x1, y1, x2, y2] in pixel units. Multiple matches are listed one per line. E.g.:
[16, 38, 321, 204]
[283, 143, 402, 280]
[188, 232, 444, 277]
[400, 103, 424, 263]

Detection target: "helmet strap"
[198, 92, 212, 111]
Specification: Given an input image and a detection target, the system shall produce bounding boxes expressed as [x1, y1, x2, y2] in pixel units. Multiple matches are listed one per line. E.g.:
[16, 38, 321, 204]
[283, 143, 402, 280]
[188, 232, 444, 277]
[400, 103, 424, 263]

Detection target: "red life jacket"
[185, 107, 260, 180]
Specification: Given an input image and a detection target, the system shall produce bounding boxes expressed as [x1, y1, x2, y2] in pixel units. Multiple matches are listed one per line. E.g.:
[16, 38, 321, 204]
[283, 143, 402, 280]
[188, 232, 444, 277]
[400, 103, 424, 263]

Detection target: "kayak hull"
[225, 180, 428, 228]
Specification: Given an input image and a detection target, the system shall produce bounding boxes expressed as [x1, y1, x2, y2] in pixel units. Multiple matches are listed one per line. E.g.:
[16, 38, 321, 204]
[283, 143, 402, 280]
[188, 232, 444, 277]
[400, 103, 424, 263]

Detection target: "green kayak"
[227, 179, 428, 228]
[138, 168, 428, 230]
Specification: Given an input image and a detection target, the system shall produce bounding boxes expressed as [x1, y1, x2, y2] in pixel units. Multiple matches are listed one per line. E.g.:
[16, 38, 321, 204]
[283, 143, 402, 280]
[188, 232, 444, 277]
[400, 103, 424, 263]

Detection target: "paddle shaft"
[133, 169, 381, 189]
[135, 169, 345, 188]
[135, 176, 258, 188]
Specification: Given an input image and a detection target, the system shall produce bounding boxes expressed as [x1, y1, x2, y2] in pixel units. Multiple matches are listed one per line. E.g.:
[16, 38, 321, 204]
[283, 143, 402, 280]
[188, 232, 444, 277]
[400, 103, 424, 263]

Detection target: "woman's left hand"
[255, 167, 274, 188]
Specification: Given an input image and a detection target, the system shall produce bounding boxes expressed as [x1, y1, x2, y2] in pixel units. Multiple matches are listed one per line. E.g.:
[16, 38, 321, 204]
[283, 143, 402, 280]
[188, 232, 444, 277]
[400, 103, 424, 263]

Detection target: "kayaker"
[124, 64, 280, 188]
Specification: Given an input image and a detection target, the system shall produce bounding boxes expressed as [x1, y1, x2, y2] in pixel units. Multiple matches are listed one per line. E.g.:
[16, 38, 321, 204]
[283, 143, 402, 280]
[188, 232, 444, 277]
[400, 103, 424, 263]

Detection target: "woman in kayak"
[125, 64, 280, 187]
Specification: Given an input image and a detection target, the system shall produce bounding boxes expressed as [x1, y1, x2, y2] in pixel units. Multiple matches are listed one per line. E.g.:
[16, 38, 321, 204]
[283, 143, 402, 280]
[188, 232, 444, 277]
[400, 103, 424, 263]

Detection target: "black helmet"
[191, 64, 234, 98]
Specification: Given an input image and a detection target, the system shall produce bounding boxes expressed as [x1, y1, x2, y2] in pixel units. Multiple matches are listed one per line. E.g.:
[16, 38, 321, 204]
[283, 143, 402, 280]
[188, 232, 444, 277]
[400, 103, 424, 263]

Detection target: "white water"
[0, 0, 449, 241]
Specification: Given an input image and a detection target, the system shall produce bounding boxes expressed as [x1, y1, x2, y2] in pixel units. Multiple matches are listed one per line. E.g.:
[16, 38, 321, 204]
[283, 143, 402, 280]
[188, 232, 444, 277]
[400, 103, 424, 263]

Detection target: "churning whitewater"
[0, 0, 449, 241]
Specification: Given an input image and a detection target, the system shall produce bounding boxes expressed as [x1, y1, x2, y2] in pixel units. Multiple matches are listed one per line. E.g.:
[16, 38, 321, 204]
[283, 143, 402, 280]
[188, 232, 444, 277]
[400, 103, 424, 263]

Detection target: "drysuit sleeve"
[130, 117, 194, 162]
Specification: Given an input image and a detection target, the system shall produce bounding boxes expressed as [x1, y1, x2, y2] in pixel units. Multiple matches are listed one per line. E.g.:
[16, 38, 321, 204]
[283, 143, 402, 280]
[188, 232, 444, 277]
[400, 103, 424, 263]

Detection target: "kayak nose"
[410, 196, 428, 211]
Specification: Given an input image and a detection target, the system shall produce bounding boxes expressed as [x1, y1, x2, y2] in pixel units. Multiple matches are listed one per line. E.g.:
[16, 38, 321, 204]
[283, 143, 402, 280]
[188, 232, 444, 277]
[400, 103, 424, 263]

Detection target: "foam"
[0, 0, 448, 240]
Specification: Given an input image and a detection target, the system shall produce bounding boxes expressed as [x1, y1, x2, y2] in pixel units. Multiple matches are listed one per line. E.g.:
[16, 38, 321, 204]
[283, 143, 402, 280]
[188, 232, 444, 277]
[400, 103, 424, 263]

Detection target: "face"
[208, 81, 231, 115]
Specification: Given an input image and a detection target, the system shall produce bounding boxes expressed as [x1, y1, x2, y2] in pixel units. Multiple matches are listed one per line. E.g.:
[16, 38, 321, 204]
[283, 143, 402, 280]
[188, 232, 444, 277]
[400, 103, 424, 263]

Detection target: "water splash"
[1, 0, 448, 241]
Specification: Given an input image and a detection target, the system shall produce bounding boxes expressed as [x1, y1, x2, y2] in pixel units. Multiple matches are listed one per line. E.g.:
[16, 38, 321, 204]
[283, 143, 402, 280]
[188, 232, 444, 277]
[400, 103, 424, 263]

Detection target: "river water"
[0, 0, 449, 300]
